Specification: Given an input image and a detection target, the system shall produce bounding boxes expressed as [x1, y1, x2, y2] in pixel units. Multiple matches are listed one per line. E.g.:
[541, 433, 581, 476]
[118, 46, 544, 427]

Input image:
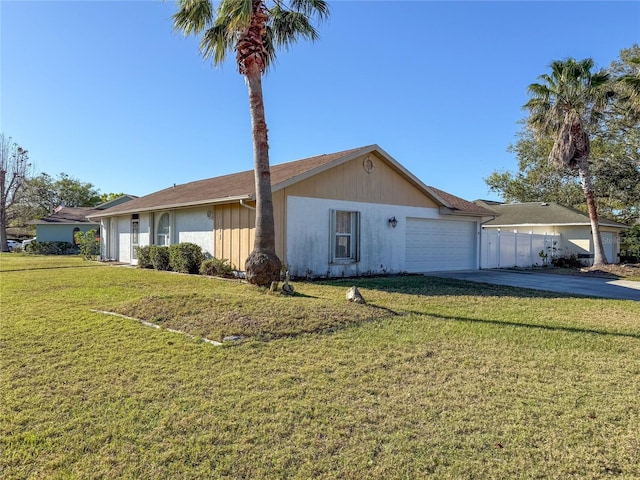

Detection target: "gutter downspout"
[239, 199, 256, 211]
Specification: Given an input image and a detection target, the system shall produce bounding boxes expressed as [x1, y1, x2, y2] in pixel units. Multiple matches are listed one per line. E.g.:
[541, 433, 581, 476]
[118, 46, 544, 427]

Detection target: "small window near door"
[131, 219, 140, 259]
[330, 210, 360, 263]
[72, 227, 81, 245]
[157, 213, 170, 246]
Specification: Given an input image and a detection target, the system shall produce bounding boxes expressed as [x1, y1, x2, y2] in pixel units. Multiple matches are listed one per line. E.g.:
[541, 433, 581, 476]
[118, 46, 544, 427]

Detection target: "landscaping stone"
[346, 286, 366, 304]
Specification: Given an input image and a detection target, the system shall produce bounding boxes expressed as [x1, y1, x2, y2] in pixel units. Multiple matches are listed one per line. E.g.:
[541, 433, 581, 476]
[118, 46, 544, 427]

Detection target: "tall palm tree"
[524, 58, 614, 266]
[173, 0, 329, 286]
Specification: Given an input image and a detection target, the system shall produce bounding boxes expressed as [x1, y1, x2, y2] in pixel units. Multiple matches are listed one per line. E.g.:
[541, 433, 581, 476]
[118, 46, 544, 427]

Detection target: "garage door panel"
[406, 218, 476, 272]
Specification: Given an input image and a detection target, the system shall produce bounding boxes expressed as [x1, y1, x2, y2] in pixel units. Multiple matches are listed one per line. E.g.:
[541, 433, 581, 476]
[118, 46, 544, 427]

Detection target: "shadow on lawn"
[1, 264, 104, 273]
[321, 275, 587, 300]
[421, 311, 640, 340]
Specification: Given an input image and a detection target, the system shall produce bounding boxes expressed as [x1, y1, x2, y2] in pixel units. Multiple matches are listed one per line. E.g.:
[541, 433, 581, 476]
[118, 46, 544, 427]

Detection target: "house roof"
[91, 145, 494, 218]
[28, 195, 137, 225]
[29, 207, 101, 225]
[477, 201, 629, 229]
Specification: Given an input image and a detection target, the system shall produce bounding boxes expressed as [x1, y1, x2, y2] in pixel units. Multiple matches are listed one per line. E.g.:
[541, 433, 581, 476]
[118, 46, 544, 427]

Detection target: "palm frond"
[172, 0, 214, 35]
[201, 24, 235, 65]
[270, 8, 319, 48]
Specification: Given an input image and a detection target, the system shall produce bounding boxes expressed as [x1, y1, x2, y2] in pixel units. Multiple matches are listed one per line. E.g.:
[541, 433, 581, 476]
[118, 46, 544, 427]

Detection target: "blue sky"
[2, 1, 639, 202]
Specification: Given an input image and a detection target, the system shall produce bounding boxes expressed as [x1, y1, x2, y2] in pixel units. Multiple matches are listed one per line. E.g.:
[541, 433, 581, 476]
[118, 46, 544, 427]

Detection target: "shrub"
[135, 246, 153, 268]
[74, 229, 100, 260]
[149, 245, 170, 271]
[169, 243, 204, 274]
[200, 258, 234, 277]
[26, 240, 77, 255]
[552, 253, 583, 268]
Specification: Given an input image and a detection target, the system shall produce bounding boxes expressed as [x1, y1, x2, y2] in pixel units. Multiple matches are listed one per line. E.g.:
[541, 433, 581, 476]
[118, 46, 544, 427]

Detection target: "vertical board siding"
[214, 203, 256, 271]
[283, 153, 438, 208]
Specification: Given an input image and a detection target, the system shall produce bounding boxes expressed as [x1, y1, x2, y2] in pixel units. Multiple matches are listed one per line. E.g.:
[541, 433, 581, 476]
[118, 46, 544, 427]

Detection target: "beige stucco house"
[91, 145, 493, 277]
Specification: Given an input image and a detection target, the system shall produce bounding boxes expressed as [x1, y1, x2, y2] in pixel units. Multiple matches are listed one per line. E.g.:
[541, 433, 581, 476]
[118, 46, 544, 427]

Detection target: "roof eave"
[438, 206, 495, 218]
[89, 195, 252, 219]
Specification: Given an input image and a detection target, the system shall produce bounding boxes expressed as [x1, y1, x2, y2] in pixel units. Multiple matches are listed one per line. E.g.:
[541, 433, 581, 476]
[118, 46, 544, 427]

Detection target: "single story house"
[90, 145, 493, 277]
[29, 195, 136, 244]
[476, 200, 629, 268]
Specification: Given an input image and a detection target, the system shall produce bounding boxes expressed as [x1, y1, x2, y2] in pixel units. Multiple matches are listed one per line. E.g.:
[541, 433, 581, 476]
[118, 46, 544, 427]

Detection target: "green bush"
[552, 253, 583, 268]
[149, 245, 170, 271]
[26, 241, 77, 255]
[135, 246, 153, 268]
[169, 243, 204, 274]
[74, 229, 100, 260]
[200, 257, 234, 277]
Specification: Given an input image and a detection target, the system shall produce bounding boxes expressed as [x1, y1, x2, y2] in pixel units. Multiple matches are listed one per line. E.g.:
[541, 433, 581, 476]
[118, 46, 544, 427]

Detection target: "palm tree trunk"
[243, 62, 282, 285]
[246, 66, 275, 253]
[577, 158, 608, 266]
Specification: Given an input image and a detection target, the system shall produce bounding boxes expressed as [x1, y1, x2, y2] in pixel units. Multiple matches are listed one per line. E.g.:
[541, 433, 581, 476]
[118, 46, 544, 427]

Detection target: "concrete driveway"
[423, 269, 640, 301]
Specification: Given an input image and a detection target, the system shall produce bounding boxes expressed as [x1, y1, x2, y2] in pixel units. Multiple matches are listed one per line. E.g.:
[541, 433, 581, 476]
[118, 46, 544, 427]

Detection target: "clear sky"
[2, 1, 639, 203]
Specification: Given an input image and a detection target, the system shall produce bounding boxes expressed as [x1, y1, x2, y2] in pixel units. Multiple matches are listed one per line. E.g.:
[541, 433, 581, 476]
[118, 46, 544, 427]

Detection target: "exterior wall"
[285, 195, 479, 278]
[214, 203, 256, 271]
[174, 207, 214, 257]
[36, 224, 99, 243]
[281, 152, 439, 208]
[117, 217, 131, 263]
[100, 208, 213, 263]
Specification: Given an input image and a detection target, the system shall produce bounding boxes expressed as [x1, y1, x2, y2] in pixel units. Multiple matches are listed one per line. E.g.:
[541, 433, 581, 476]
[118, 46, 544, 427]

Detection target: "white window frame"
[156, 213, 170, 246]
[330, 209, 360, 263]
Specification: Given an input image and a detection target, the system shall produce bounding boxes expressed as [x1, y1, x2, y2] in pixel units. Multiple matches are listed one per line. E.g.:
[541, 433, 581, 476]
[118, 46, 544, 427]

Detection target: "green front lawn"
[1, 255, 639, 478]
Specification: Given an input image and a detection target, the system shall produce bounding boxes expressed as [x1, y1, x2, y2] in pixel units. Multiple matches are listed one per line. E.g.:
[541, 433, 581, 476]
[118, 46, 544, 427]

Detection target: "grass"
[1, 254, 639, 478]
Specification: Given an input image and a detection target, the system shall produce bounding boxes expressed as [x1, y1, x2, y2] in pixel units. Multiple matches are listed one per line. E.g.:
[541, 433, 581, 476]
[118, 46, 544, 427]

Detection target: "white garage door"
[406, 218, 477, 272]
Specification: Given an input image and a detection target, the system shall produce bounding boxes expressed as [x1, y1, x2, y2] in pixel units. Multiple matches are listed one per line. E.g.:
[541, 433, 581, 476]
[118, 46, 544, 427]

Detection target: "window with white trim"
[157, 213, 170, 246]
[331, 210, 360, 262]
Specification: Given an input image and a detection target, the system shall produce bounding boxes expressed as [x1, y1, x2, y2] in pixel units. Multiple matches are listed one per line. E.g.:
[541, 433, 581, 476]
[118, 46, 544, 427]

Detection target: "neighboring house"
[29, 195, 137, 245]
[476, 200, 629, 268]
[90, 145, 493, 277]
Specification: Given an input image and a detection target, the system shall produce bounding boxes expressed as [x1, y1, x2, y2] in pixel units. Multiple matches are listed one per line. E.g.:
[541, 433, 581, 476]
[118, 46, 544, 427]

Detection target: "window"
[331, 210, 360, 262]
[72, 227, 81, 245]
[157, 213, 170, 246]
[131, 219, 139, 259]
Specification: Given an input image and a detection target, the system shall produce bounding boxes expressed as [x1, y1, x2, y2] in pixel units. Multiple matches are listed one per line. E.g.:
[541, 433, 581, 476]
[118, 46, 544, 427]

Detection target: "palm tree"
[173, 0, 329, 286]
[524, 58, 614, 266]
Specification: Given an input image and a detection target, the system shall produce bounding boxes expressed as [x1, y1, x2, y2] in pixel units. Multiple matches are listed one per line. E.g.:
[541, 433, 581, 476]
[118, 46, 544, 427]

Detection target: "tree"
[614, 44, 640, 120]
[523, 58, 615, 265]
[99, 192, 126, 204]
[20, 172, 101, 219]
[0, 134, 30, 252]
[172, 0, 329, 286]
[486, 48, 640, 227]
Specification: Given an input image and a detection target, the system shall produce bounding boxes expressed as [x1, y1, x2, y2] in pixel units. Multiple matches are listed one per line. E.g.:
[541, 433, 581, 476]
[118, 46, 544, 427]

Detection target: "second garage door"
[406, 218, 477, 272]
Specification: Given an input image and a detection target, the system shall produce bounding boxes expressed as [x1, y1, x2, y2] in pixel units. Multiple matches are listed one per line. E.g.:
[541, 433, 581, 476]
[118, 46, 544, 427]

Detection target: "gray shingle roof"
[480, 202, 628, 228]
[29, 207, 101, 225]
[91, 145, 492, 218]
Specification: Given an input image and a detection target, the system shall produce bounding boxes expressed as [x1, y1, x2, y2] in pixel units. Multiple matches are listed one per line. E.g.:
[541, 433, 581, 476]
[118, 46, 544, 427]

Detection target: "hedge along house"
[90, 145, 493, 277]
[476, 200, 629, 268]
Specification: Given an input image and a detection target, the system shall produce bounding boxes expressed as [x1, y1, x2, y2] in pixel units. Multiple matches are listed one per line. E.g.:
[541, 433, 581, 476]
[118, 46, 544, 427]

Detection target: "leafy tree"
[492, 58, 612, 265]
[172, 0, 329, 286]
[0, 134, 30, 252]
[99, 192, 126, 204]
[20, 172, 101, 219]
[486, 47, 640, 226]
